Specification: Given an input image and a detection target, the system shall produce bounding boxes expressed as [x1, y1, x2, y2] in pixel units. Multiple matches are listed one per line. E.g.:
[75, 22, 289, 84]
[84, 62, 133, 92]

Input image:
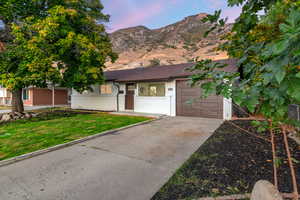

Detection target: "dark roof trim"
[104, 59, 237, 83]
[116, 78, 172, 83]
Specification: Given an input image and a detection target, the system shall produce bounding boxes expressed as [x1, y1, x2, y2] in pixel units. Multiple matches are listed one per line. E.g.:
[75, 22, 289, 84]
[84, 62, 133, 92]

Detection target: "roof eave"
[115, 78, 172, 83]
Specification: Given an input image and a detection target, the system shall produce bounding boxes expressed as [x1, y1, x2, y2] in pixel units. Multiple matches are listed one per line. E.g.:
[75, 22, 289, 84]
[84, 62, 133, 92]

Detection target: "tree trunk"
[11, 89, 24, 113]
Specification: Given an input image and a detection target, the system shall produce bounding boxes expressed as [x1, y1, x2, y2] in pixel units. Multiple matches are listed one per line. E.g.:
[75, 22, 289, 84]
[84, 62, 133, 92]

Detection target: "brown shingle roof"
[104, 59, 237, 82]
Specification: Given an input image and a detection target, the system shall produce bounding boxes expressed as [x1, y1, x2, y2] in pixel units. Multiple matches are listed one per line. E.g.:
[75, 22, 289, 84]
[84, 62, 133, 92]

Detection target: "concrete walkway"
[0, 117, 223, 200]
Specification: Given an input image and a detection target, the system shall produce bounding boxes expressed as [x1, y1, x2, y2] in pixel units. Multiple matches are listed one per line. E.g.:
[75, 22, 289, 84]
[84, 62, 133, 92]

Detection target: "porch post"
[52, 85, 55, 108]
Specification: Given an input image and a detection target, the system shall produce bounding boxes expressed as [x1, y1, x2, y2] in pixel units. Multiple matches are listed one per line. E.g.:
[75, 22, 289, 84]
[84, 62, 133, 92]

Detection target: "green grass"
[0, 112, 150, 161]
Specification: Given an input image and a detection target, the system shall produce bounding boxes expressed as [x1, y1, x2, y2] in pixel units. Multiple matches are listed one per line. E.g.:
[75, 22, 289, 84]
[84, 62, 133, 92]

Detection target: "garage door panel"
[180, 94, 220, 102]
[190, 99, 221, 104]
[192, 104, 222, 111]
[179, 89, 201, 95]
[176, 80, 223, 119]
[181, 105, 222, 113]
[179, 97, 222, 106]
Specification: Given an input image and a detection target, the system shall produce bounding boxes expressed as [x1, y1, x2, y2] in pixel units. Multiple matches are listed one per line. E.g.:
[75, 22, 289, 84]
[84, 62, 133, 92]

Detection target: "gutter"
[116, 78, 172, 83]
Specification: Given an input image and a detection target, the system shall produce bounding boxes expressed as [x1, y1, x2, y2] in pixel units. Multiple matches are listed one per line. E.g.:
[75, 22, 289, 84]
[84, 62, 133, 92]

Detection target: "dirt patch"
[175, 131, 204, 138]
[148, 144, 178, 158]
[151, 120, 300, 200]
[0, 152, 7, 160]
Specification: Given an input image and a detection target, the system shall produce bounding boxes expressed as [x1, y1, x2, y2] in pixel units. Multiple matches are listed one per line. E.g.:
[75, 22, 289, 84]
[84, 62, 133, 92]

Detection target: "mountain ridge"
[106, 13, 230, 70]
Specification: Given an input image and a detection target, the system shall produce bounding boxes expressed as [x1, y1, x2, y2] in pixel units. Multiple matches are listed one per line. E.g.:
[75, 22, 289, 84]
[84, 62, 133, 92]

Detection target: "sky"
[0, 20, 4, 29]
[102, 0, 242, 32]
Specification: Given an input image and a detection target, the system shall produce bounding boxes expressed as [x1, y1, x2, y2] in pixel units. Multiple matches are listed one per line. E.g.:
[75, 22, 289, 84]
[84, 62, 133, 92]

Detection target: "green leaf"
[293, 92, 300, 102]
[233, 93, 243, 105]
[293, 49, 300, 56]
[275, 69, 286, 84]
[288, 78, 300, 101]
[274, 158, 283, 168]
[279, 23, 292, 33]
[291, 158, 300, 164]
[201, 82, 217, 97]
[262, 73, 273, 85]
[257, 126, 266, 133]
[245, 97, 259, 113]
[272, 40, 289, 55]
[296, 72, 300, 78]
[251, 121, 261, 127]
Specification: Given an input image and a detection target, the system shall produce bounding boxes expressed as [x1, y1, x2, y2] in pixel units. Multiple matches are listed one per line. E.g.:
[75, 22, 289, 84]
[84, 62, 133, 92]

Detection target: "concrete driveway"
[0, 117, 223, 200]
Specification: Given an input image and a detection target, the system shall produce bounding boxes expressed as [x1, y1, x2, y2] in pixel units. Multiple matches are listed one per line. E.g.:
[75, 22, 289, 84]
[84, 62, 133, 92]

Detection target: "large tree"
[191, 0, 300, 128]
[0, 0, 117, 112]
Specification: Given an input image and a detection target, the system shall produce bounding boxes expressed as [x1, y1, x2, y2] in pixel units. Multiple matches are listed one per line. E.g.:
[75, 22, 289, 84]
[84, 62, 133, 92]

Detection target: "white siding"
[72, 96, 118, 111]
[71, 81, 176, 116]
[0, 89, 5, 97]
[134, 96, 172, 115]
[223, 98, 232, 120]
[71, 82, 119, 111]
[132, 81, 176, 116]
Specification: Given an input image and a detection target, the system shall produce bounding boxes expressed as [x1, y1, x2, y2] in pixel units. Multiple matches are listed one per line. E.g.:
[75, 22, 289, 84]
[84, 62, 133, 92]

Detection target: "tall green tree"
[190, 0, 300, 128]
[0, 0, 117, 112]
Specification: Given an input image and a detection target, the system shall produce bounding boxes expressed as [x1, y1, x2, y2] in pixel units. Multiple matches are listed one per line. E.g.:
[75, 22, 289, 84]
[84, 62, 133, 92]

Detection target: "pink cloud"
[170, 0, 183, 4]
[222, 6, 242, 23]
[106, 0, 185, 32]
[206, 0, 225, 8]
[109, 2, 163, 32]
[205, 0, 242, 23]
[104, 0, 241, 32]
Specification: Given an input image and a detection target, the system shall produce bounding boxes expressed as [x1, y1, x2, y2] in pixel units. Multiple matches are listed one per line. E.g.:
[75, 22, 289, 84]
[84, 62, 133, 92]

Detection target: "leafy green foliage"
[190, 0, 300, 127]
[0, 0, 117, 92]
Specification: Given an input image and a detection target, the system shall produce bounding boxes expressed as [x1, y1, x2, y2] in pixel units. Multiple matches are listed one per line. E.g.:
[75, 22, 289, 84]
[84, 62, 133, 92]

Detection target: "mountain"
[106, 13, 231, 70]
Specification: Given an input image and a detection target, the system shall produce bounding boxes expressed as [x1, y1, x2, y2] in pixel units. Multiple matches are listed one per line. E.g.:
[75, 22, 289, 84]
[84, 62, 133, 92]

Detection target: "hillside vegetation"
[106, 13, 231, 70]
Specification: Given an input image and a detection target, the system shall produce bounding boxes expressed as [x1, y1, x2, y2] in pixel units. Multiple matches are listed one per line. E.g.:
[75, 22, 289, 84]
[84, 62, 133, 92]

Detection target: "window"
[100, 84, 113, 94]
[138, 83, 165, 97]
[22, 89, 29, 100]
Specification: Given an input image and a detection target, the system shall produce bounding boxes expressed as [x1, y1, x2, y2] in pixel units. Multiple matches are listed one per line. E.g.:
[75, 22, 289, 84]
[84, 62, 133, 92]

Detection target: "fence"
[288, 104, 300, 121]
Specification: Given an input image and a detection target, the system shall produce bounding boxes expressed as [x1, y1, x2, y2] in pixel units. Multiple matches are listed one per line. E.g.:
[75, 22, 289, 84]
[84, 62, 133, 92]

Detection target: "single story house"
[71, 59, 236, 119]
[22, 87, 69, 106]
[0, 86, 69, 106]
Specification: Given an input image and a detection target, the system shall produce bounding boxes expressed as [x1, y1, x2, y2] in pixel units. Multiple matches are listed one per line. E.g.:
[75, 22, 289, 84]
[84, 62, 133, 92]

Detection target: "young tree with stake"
[190, 1, 300, 198]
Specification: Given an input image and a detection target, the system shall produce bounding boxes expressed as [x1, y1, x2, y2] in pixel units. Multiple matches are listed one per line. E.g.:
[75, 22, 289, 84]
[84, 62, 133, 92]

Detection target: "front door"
[125, 83, 136, 110]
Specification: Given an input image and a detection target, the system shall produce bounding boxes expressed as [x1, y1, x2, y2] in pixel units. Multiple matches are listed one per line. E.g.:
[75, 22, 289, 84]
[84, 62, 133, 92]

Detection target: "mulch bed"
[151, 120, 300, 200]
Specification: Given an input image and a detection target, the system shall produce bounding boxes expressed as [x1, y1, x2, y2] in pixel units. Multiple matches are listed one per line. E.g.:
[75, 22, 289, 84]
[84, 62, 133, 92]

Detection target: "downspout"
[170, 95, 172, 116]
[113, 82, 120, 112]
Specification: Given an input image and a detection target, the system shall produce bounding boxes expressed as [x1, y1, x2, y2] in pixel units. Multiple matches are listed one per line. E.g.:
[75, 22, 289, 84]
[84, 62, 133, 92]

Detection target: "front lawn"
[152, 120, 300, 200]
[0, 110, 150, 161]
